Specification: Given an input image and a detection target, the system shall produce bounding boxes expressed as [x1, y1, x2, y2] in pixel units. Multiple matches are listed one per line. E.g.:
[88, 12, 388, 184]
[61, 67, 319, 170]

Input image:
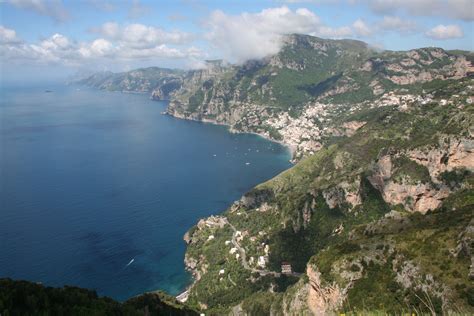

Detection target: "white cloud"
[425, 24, 464, 39]
[128, 0, 149, 19]
[95, 22, 120, 39]
[92, 22, 194, 49]
[352, 19, 372, 37]
[40, 33, 71, 50]
[365, 0, 474, 21]
[378, 16, 417, 33]
[446, 0, 474, 21]
[205, 6, 348, 62]
[0, 25, 21, 44]
[0, 25, 203, 67]
[205, 7, 414, 62]
[317, 26, 353, 38]
[87, 39, 114, 57]
[7, 0, 69, 22]
[86, 0, 116, 12]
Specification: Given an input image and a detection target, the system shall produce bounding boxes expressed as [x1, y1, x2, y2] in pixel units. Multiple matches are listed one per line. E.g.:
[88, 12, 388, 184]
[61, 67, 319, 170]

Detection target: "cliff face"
[306, 265, 344, 315]
[367, 137, 474, 213]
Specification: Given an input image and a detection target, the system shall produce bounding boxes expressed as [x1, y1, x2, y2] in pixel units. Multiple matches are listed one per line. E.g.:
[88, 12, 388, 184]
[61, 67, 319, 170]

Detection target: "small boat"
[44, 90, 53, 93]
[245, 162, 251, 165]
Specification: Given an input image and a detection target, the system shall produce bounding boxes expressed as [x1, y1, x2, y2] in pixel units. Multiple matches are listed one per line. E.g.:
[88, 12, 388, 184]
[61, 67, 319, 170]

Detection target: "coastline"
[68, 88, 295, 302]
[161, 106, 296, 303]
[162, 110, 296, 162]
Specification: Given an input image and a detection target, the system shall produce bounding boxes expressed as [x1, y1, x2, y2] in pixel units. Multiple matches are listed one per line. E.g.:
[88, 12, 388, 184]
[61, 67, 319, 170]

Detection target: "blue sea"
[0, 83, 291, 301]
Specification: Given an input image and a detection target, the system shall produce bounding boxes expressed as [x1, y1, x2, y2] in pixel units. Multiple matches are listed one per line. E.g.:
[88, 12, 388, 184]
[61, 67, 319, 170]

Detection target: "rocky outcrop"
[342, 121, 366, 136]
[407, 137, 474, 181]
[368, 154, 454, 213]
[380, 180, 450, 213]
[379, 49, 471, 85]
[281, 281, 311, 315]
[392, 256, 451, 310]
[322, 178, 362, 209]
[367, 155, 393, 190]
[455, 218, 474, 280]
[306, 265, 344, 315]
[235, 188, 275, 210]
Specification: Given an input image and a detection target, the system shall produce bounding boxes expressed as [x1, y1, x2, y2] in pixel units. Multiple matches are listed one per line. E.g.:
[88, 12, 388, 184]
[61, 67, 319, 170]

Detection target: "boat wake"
[125, 258, 135, 268]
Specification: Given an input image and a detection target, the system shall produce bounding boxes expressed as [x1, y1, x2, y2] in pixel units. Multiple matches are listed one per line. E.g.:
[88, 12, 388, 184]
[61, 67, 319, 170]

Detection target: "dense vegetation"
[0, 278, 198, 316]
[183, 80, 474, 314]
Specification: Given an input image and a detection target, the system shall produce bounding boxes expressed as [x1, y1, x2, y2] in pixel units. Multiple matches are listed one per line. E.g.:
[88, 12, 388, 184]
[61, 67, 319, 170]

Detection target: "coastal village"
[258, 87, 474, 162]
[179, 213, 303, 303]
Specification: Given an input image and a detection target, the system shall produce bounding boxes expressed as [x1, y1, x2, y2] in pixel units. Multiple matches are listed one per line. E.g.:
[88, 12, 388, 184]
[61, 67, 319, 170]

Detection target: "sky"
[0, 0, 473, 82]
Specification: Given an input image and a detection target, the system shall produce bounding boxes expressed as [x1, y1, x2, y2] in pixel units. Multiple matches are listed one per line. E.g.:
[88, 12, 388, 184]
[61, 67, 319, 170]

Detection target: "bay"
[0, 83, 291, 301]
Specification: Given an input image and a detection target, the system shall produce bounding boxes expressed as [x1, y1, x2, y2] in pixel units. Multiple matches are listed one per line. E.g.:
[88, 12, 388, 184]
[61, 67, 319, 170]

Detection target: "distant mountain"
[167, 34, 473, 160]
[77, 67, 186, 98]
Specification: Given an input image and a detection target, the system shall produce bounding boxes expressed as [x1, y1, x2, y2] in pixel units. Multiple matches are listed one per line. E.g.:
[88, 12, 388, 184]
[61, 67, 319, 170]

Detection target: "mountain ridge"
[79, 34, 472, 161]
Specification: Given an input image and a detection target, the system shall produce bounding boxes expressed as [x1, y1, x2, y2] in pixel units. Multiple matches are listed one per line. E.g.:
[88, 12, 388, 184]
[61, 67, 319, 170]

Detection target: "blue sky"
[0, 0, 473, 81]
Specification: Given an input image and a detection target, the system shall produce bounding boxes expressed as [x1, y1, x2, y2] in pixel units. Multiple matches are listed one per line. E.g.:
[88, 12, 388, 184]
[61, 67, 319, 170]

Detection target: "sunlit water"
[0, 83, 291, 301]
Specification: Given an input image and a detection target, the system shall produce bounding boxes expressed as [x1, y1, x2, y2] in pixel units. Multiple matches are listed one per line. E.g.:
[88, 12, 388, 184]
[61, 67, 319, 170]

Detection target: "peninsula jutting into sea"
[1, 1, 473, 315]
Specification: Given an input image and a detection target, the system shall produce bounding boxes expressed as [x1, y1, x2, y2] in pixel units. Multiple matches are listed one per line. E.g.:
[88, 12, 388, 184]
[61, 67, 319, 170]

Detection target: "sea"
[0, 82, 292, 301]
